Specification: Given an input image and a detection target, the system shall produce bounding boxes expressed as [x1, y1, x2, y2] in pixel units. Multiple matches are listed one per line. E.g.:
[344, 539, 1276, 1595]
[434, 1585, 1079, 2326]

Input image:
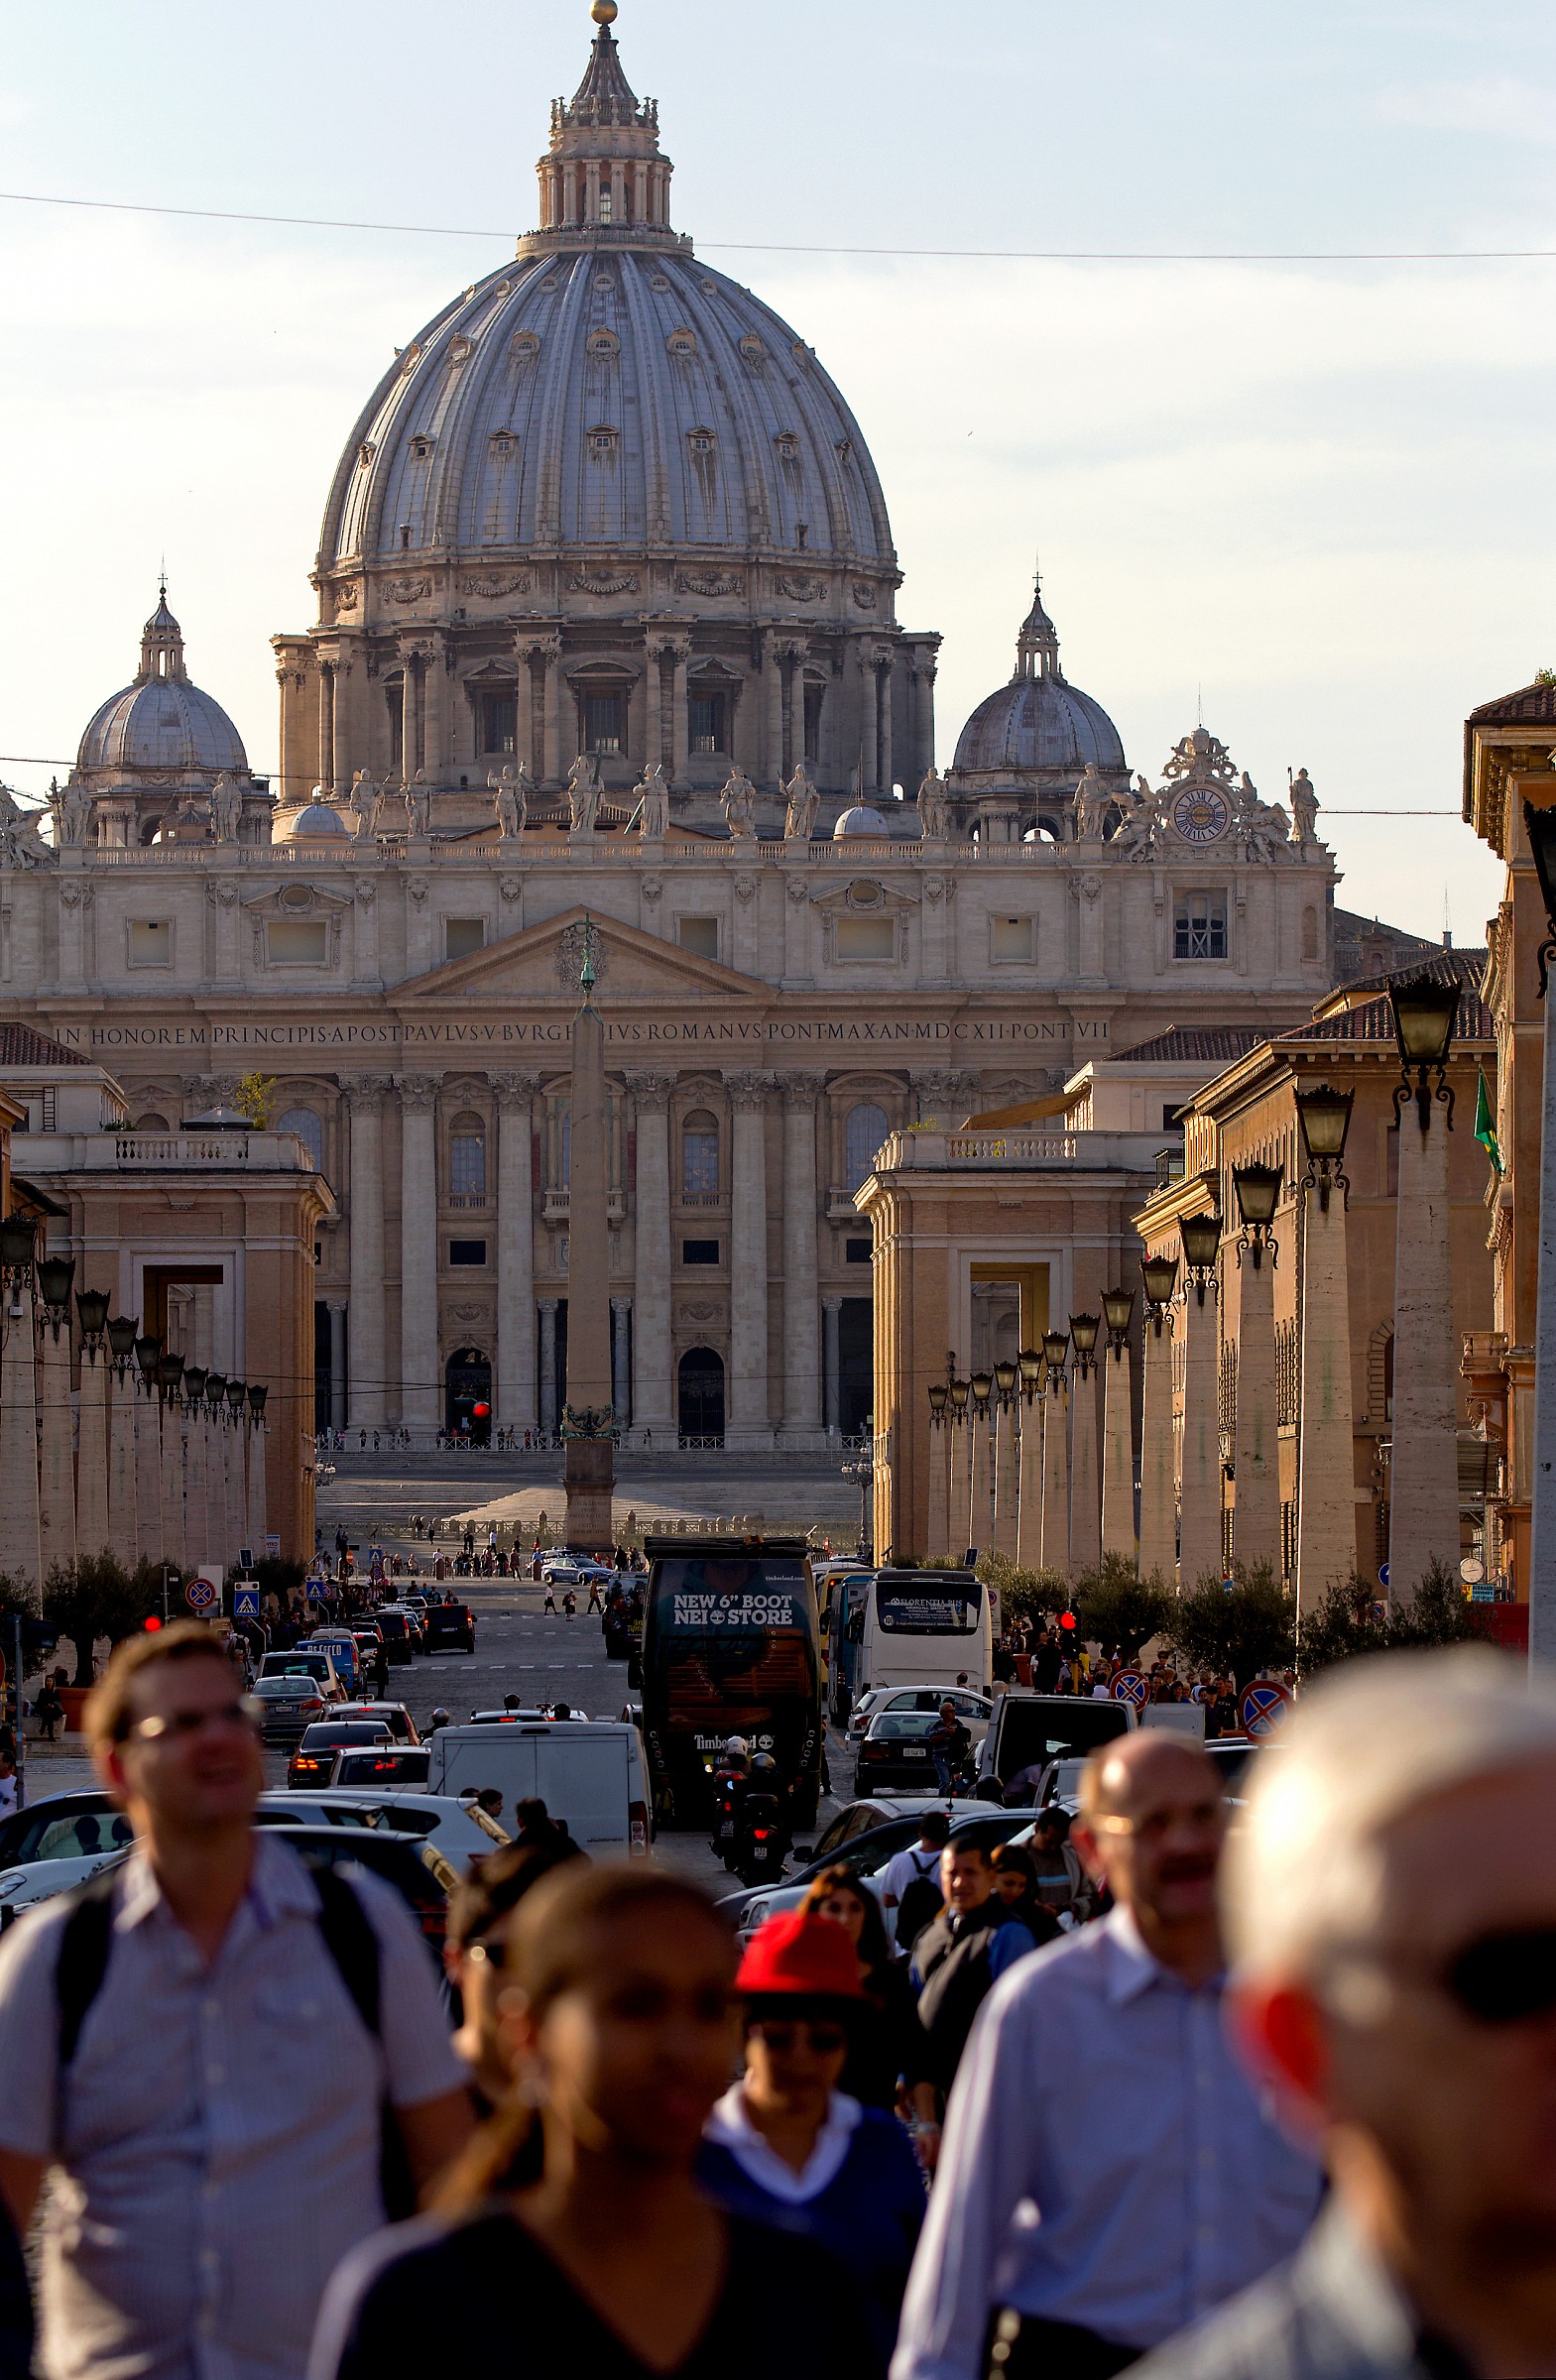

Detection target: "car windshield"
[254, 1678, 310, 1698]
[334, 1750, 428, 1783]
[8, 1808, 135, 1863]
[873, 1713, 938, 1738]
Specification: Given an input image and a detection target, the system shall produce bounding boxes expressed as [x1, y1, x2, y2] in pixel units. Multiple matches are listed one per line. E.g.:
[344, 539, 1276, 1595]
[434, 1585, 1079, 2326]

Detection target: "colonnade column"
[326, 1299, 347, 1432]
[540, 636, 563, 784]
[1137, 1293, 1178, 1583]
[1388, 1076, 1462, 1597]
[493, 1072, 539, 1439]
[1016, 1388, 1043, 1571]
[398, 1074, 439, 1441]
[1101, 1322, 1137, 1564]
[611, 1299, 632, 1426]
[1178, 1253, 1224, 1590]
[134, 1366, 162, 1565]
[1295, 1123, 1357, 1612]
[539, 1299, 559, 1435]
[107, 1344, 139, 1562]
[926, 1408, 949, 1564]
[1069, 1346, 1102, 1578]
[725, 1072, 774, 1449]
[779, 1076, 823, 1445]
[345, 1078, 388, 1425]
[947, 1400, 969, 1562]
[247, 1405, 268, 1554]
[76, 1328, 111, 1559]
[317, 663, 336, 793]
[786, 644, 808, 777]
[0, 1265, 42, 1597]
[38, 1297, 77, 1580]
[993, 1388, 1018, 1559]
[912, 661, 936, 787]
[1231, 1211, 1282, 1574]
[161, 1381, 186, 1572]
[858, 654, 879, 792]
[1041, 1366, 1070, 1578]
[627, 1074, 674, 1439]
[399, 655, 417, 781]
[822, 1297, 842, 1437]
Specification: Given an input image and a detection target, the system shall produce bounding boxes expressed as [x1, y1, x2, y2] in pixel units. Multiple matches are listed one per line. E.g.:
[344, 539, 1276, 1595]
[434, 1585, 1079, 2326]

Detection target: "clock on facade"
[1169, 785, 1231, 844]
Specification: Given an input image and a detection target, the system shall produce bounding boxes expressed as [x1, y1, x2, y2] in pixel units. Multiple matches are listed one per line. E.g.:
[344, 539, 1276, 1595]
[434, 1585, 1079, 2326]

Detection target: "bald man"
[894, 1731, 1322, 2380]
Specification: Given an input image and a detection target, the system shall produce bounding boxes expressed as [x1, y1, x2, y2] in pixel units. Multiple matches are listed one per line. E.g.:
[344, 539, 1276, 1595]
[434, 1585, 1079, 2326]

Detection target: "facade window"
[598, 189, 613, 224]
[449, 1240, 487, 1267]
[845, 1102, 891, 1194]
[681, 1111, 719, 1196]
[584, 692, 624, 754]
[127, 920, 172, 968]
[267, 919, 328, 966]
[387, 684, 404, 774]
[835, 915, 896, 962]
[450, 1124, 486, 1198]
[682, 1239, 720, 1265]
[845, 1237, 872, 1263]
[478, 692, 517, 755]
[688, 691, 727, 755]
[1173, 894, 1227, 961]
[990, 914, 1034, 964]
[1386, 1126, 1399, 1197]
[445, 917, 485, 962]
[677, 915, 720, 960]
[279, 1107, 325, 1168]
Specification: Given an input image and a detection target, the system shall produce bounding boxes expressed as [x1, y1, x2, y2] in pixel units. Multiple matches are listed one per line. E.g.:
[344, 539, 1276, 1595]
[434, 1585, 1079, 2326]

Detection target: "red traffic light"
[1058, 1610, 1076, 1630]
[144, 1614, 163, 1631]
[473, 1401, 491, 1417]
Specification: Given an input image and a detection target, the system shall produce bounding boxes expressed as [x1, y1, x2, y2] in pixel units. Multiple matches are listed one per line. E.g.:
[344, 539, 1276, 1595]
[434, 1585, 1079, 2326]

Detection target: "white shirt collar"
[1102, 1904, 1225, 2006]
[705, 2082, 862, 2203]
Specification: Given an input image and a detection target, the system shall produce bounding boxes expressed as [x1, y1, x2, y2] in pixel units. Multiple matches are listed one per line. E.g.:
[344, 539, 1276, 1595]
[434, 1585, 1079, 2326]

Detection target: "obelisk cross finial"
[579, 913, 598, 992]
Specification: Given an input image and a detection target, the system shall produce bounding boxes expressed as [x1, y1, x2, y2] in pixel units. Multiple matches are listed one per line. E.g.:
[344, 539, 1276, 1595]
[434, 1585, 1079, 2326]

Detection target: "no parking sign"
[1110, 1668, 1149, 1710]
[185, 1577, 219, 1614]
[1239, 1678, 1293, 1737]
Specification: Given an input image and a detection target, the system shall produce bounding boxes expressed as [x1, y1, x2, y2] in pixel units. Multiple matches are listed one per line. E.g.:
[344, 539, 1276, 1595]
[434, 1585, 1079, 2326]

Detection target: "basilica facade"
[3, 6, 1359, 1452]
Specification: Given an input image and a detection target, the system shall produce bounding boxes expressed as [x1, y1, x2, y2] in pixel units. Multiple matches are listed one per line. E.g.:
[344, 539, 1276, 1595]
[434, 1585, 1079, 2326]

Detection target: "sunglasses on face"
[750, 2020, 847, 2056]
[1442, 1929, 1556, 2027]
[124, 1698, 264, 1744]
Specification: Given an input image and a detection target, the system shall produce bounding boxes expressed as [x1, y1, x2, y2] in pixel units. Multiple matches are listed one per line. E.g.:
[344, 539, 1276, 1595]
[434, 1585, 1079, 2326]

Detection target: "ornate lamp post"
[1178, 1209, 1224, 1588]
[1100, 1288, 1137, 1563]
[0, 1214, 42, 1596]
[1386, 971, 1462, 1602]
[1230, 1162, 1282, 1573]
[157, 1352, 186, 1571]
[204, 1373, 228, 1564]
[36, 1253, 77, 1578]
[1137, 1255, 1179, 1582]
[105, 1316, 140, 1562]
[968, 1370, 994, 1560]
[1016, 1346, 1044, 1570]
[73, 1288, 111, 1561]
[947, 1370, 971, 1562]
[992, 1357, 1019, 1559]
[841, 1452, 874, 1561]
[1068, 1315, 1102, 1576]
[1040, 1327, 1071, 1578]
[134, 1334, 164, 1563]
[1293, 1082, 1356, 1616]
[926, 1378, 949, 1562]
[1522, 801, 1556, 1660]
[247, 1382, 270, 1556]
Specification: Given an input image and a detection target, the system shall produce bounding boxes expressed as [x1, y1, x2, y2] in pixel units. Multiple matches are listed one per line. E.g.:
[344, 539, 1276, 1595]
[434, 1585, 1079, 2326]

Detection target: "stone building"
[3, 11, 1371, 1455]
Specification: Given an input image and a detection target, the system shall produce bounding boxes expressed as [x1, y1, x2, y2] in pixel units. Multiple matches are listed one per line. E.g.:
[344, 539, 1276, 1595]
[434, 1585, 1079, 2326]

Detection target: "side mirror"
[791, 1844, 814, 1863]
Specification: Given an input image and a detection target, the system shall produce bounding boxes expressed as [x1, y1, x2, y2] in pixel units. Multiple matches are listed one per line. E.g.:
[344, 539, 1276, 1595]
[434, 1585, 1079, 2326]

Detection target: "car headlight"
[744, 1898, 771, 1929]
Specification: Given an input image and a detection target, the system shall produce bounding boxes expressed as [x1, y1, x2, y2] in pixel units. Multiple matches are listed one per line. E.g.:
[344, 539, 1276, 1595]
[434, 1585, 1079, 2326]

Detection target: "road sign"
[232, 1583, 261, 1619]
[1377, 1564, 1390, 1591]
[239, 1546, 254, 1572]
[1110, 1668, 1148, 1709]
[1239, 1678, 1293, 1736]
[185, 1577, 219, 1613]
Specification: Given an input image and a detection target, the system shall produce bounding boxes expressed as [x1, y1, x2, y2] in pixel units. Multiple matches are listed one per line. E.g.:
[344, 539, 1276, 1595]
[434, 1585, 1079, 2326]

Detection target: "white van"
[425, 1721, 651, 1855]
[856, 1569, 993, 1700]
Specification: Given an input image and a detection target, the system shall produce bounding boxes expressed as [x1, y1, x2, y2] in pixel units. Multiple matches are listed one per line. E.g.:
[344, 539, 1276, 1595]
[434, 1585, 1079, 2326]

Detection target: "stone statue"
[1073, 764, 1109, 843]
[52, 774, 93, 848]
[490, 761, 530, 841]
[0, 782, 48, 867]
[915, 766, 950, 841]
[406, 771, 431, 838]
[1288, 766, 1319, 850]
[634, 761, 669, 839]
[349, 770, 382, 842]
[1136, 773, 1155, 806]
[209, 771, 242, 845]
[1111, 777, 1159, 859]
[721, 765, 757, 839]
[566, 752, 601, 837]
[782, 763, 819, 842]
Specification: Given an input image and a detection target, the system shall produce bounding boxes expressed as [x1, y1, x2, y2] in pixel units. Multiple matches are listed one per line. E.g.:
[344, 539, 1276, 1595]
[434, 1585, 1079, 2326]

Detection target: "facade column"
[913, 661, 936, 787]
[1101, 1339, 1136, 1563]
[1016, 1389, 1043, 1571]
[514, 639, 536, 781]
[247, 1409, 268, 1554]
[670, 645, 690, 781]
[493, 1072, 539, 1439]
[627, 1073, 674, 1439]
[926, 1410, 949, 1563]
[787, 645, 808, 777]
[946, 1402, 970, 1562]
[779, 1075, 823, 1444]
[822, 1297, 842, 1437]
[857, 654, 879, 792]
[317, 663, 335, 792]
[183, 1376, 208, 1568]
[541, 637, 563, 785]
[1388, 1090, 1461, 1596]
[969, 1393, 994, 1561]
[399, 1074, 440, 1442]
[134, 1369, 162, 1565]
[161, 1381, 186, 1574]
[877, 660, 893, 794]
[611, 1298, 632, 1425]
[345, 1077, 388, 1426]
[1138, 1298, 1177, 1582]
[1231, 1238, 1281, 1573]
[1041, 1374, 1071, 1578]
[643, 643, 663, 781]
[76, 1331, 111, 1559]
[107, 1345, 139, 1565]
[1178, 1275, 1223, 1589]
[1069, 1359, 1102, 1577]
[725, 1071, 775, 1449]
[993, 1389, 1018, 1558]
[38, 1299, 77, 1581]
[399, 657, 416, 781]
[766, 635, 785, 789]
[326, 1298, 347, 1431]
[0, 1270, 42, 1599]
[1295, 1170, 1357, 1613]
[538, 1298, 558, 1435]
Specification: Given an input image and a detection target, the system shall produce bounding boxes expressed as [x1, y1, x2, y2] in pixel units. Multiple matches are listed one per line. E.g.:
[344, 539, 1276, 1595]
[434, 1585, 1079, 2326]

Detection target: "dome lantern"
[535, 3, 676, 245]
[1016, 571, 1060, 682]
[139, 576, 186, 684]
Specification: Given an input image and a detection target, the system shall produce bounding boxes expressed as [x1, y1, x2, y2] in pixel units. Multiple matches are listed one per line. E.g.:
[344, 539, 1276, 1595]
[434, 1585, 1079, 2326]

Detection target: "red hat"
[735, 1910, 869, 2001]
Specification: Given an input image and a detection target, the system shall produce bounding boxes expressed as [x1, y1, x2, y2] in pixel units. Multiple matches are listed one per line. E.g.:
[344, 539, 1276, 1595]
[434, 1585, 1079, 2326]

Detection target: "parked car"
[719, 1802, 1025, 1942]
[850, 1685, 994, 1747]
[334, 1701, 420, 1744]
[0, 1793, 135, 1926]
[426, 1721, 650, 1854]
[259, 1649, 346, 1703]
[287, 1720, 394, 1790]
[256, 1789, 507, 1862]
[250, 1824, 457, 1961]
[421, 1602, 476, 1654]
[854, 1708, 955, 1792]
[374, 1608, 417, 1665]
[251, 1674, 330, 1742]
[331, 1745, 431, 1789]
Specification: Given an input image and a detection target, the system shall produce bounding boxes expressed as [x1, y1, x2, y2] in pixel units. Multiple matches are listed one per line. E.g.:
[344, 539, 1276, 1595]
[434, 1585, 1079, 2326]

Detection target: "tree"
[231, 1071, 280, 1128]
[1172, 1562, 1296, 1690]
[974, 1551, 1070, 1629]
[1299, 1558, 1484, 1678]
[1071, 1553, 1174, 1663]
[44, 1554, 176, 1686]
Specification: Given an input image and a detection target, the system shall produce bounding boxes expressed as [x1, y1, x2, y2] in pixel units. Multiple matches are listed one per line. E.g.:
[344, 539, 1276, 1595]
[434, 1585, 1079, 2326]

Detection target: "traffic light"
[1058, 1610, 1077, 1631]
[143, 1614, 163, 1632]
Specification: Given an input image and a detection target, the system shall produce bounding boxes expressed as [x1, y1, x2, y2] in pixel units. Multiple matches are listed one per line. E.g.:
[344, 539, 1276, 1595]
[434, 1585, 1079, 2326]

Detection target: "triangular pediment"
[399, 904, 767, 1006]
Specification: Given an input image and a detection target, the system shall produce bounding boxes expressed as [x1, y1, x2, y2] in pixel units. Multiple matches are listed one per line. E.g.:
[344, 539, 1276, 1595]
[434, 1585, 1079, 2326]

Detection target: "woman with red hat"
[698, 1911, 925, 2374]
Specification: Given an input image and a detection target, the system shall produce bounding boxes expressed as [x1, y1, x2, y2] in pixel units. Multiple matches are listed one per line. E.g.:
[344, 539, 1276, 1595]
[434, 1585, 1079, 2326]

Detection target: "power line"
[0, 185, 1552, 266]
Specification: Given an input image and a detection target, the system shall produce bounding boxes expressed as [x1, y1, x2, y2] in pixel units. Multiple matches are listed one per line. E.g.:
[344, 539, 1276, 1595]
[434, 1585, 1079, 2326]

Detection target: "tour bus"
[855, 1567, 994, 1701]
[641, 1536, 823, 1830]
[815, 1564, 874, 1724]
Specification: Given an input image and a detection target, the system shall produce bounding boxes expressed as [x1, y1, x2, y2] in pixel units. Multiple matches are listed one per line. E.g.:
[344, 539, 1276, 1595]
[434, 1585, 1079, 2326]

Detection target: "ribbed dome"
[276, 798, 350, 843]
[953, 677, 1125, 774]
[833, 803, 894, 838]
[319, 246, 895, 568]
[76, 586, 249, 781]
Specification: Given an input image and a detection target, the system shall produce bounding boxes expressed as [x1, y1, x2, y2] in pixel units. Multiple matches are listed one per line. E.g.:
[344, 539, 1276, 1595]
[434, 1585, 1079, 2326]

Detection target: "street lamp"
[1042, 1327, 1069, 1385]
[226, 1377, 246, 1414]
[248, 1384, 268, 1420]
[1179, 1211, 1223, 1305]
[36, 1254, 75, 1339]
[158, 1352, 184, 1401]
[0, 1214, 35, 1276]
[75, 1288, 109, 1344]
[1102, 1287, 1136, 1352]
[205, 1371, 226, 1410]
[135, 1332, 163, 1384]
[993, 1358, 1017, 1404]
[1232, 1162, 1282, 1268]
[970, 1370, 993, 1416]
[106, 1315, 138, 1369]
[927, 1380, 948, 1422]
[182, 1364, 208, 1406]
[1017, 1346, 1043, 1400]
[1388, 971, 1459, 1131]
[840, 1454, 874, 1559]
[1068, 1313, 1100, 1376]
[1141, 1252, 1178, 1335]
[1295, 1082, 1354, 1214]
[948, 1374, 969, 1420]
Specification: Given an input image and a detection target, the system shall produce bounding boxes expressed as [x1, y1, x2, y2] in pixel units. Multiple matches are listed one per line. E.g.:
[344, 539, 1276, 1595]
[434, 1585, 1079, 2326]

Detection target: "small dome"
[76, 580, 249, 783]
[953, 677, 1125, 775]
[276, 798, 350, 843]
[833, 804, 894, 838]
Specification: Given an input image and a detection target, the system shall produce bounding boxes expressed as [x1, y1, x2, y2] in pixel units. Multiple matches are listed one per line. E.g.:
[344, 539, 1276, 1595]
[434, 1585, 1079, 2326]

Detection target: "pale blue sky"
[3, 1, 1553, 937]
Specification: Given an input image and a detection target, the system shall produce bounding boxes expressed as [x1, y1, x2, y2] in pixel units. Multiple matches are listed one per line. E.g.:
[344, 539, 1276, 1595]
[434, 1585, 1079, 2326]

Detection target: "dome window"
[588, 424, 619, 458]
[396, 341, 422, 376]
[587, 328, 621, 360]
[666, 328, 697, 357]
[775, 431, 800, 461]
[510, 329, 540, 360]
[835, 438, 853, 464]
[489, 430, 518, 455]
[538, 277, 559, 294]
[597, 191, 613, 224]
[650, 274, 672, 294]
[688, 429, 715, 456]
[409, 435, 434, 463]
[593, 272, 616, 292]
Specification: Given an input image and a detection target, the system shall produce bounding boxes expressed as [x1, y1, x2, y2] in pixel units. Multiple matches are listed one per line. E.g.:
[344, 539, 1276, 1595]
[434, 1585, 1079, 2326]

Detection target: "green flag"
[1475, 1068, 1503, 1176]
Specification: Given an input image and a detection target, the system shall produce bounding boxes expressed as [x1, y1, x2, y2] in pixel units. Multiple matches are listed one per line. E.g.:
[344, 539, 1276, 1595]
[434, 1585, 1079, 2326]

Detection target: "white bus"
[856, 1568, 993, 1700]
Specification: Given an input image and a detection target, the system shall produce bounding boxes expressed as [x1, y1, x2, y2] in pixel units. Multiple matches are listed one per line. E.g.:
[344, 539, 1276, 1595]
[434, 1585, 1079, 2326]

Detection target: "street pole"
[1523, 805, 1556, 1667]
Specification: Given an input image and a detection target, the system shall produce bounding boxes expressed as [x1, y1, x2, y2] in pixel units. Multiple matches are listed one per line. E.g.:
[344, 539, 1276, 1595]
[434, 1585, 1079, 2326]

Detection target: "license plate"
[903, 1747, 928, 1758]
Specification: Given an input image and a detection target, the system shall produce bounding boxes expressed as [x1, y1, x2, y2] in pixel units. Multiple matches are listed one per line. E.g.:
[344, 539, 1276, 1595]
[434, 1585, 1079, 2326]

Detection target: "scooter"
[734, 1791, 791, 1886]
[710, 1761, 749, 1867]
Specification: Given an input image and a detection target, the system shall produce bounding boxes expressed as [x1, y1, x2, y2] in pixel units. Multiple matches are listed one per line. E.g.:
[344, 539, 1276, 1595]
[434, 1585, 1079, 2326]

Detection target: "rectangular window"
[845, 1237, 872, 1263]
[1163, 1103, 1186, 1132]
[479, 692, 517, 755]
[444, 917, 485, 962]
[688, 691, 726, 755]
[990, 914, 1034, 964]
[677, 915, 720, 960]
[584, 692, 624, 755]
[1173, 894, 1227, 961]
[450, 1135, 486, 1197]
[267, 919, 328, 966]
[682, 1131, 719, 1196]
[448, 1240, 488, 1267]
[681, 1239, 720, 1265]
[835, 915, 896, 961]
[127, 920, 172, 969]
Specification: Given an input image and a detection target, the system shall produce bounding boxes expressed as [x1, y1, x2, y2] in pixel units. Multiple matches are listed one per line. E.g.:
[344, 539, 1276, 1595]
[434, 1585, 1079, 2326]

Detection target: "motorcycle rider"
[710, 1736, 752, 1866]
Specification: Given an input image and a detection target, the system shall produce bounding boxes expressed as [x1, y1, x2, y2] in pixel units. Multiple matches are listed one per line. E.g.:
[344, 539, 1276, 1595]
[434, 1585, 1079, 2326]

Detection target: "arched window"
[134, 1112, 170, 1131]
[279, 1107, 324, 1168]
[449, 1111, 486, 1198]
[682, 1109, 719, 1196]
[845, 1102, 891, 1195]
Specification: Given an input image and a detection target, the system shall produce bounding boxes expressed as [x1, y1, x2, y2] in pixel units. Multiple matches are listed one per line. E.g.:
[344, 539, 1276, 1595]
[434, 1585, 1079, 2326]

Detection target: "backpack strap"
[306, 1858, 382, 2040]
[55, 1867, 121, 2069]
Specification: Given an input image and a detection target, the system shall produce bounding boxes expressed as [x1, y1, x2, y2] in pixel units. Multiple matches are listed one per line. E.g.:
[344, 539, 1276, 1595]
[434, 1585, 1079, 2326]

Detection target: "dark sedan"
[854, 1709, 946, 1792]
[421, 1602, 475, 1654]
[287, 1720, 393, 1789]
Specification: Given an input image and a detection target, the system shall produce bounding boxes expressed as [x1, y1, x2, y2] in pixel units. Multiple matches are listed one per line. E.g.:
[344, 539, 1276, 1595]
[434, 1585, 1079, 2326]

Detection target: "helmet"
[749, 1752, 778, 1776]
[429, 1707, 450, 1731]
[724, 1735, 749, 1758]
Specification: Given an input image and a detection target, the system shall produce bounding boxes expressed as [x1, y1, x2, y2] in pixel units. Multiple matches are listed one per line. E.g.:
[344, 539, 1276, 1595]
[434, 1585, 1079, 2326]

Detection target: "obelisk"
[563, 921, 616, 1551]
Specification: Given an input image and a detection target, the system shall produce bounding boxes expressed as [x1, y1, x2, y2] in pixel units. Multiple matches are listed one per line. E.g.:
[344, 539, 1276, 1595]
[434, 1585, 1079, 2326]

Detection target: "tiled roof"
[1327, 946, 1490, 1004]
[1110, 1025, 1267, 1065]
[1287, 989, 1495, 1043]
[1466, 681, 1556, 727]
[0, 1023, 88, 1068]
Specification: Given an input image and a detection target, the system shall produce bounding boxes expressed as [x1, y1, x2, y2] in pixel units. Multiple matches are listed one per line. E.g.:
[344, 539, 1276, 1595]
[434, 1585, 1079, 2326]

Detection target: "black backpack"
[894, 1850, 944, 1954]
[54, 1856, 418, 2218]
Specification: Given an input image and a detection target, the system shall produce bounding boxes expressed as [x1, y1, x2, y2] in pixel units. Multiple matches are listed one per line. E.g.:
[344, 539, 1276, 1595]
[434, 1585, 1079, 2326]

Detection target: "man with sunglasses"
[0, 1623, 472, 2380]
[896, 1730, 1322, 2380]
[1134, 1648, 1556, 2380]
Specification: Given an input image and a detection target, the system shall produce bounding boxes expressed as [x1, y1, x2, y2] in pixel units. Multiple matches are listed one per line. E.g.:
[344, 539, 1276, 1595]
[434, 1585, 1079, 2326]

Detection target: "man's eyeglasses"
[749, 2019, 848, 2055]
[1088, 1799, 1226, 1844]
[124, 1698, 264, 1744]
[464, 1936, 510, 1971]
